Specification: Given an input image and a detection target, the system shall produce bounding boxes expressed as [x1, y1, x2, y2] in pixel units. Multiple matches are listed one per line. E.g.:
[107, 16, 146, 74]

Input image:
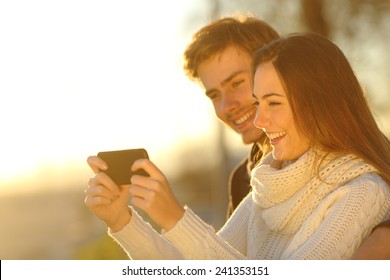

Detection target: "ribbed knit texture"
[109, 208, 183, 259]
[247, 150, 390, 259]
[111, 150, 390, 259]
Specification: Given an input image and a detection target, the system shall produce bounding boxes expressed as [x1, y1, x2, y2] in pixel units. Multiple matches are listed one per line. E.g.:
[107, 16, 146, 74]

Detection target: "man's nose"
[221, 91, 239, 113]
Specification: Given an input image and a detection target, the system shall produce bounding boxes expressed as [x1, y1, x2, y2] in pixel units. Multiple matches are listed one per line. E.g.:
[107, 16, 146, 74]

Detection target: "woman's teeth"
[268, 132, 287, 141]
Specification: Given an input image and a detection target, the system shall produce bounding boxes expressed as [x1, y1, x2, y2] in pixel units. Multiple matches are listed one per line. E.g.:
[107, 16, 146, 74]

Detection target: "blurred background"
[0, 0, 389, 259]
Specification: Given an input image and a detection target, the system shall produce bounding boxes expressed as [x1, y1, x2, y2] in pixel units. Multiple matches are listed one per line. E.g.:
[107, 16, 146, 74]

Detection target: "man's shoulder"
[373, 220, 390, 231]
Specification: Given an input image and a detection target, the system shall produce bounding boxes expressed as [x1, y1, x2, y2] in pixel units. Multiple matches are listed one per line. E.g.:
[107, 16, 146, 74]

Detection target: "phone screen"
[97, 148, 149, 185]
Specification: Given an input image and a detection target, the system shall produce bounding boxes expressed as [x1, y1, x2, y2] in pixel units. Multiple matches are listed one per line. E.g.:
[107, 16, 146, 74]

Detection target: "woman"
[85, 32, 390, 259]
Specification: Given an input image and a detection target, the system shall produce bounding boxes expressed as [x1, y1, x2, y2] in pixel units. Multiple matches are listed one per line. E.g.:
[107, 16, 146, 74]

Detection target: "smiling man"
[183, 16, 279, 216]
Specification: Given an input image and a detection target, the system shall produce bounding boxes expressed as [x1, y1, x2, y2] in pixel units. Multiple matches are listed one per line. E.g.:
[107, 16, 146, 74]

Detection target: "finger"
[131, 159, 165, 180]
[130, 175, 163, 192]
[129, 184, 152, 200]
[88, 173, 120, 196]
[85, 195, 113, 208]
[87, 155, 108, 173]
[130, 196, 151, 210]
[85, 185, 119, 201]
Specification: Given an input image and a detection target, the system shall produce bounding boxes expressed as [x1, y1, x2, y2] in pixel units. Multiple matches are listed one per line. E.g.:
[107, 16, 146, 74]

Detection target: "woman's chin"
[272, 150, 283, 161]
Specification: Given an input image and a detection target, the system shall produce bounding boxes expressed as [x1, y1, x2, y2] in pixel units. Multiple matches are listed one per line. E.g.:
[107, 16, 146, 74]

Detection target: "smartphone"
[97, 148, 149, 185]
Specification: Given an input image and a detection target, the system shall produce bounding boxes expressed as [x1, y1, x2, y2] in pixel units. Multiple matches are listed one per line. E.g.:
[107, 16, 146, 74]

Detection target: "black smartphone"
[97, 148, 149, 185]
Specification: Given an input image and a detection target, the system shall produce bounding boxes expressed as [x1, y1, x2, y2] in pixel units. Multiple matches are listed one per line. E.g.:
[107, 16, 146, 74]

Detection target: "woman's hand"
[84, 155, 132, 232]
[130, 158, 184, 231]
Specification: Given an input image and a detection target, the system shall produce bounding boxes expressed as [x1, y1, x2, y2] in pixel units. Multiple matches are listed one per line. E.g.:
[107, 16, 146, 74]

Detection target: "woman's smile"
[266, 131, 287, 145]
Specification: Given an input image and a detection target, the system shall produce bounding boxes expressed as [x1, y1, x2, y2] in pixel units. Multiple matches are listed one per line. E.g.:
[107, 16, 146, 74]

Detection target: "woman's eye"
[269, 101, 280, 106]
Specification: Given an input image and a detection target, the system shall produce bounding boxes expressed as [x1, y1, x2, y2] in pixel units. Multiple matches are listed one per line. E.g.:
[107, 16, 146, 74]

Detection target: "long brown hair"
[252, 32, 390, 185]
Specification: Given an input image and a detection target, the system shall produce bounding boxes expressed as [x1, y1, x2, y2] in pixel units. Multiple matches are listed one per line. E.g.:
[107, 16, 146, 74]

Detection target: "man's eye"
[207, 92, 220, 100]
[232, 79, 244, 87]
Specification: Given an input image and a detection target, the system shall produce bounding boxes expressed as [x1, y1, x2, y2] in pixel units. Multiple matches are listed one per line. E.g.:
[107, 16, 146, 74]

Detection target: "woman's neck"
[270, 158, 299, 170]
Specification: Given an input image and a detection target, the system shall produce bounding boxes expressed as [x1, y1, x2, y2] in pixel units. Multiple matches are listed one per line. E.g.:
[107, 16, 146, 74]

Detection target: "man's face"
[197, 46, 262, 144]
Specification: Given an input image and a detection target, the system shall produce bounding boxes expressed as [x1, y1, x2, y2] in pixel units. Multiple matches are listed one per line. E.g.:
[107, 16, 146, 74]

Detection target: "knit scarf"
[250, 149, 379, 235]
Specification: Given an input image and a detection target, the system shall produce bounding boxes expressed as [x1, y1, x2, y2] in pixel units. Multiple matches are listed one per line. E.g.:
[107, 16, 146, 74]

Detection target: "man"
[352, 219, 390, 259]
[183, 15, 279, 216]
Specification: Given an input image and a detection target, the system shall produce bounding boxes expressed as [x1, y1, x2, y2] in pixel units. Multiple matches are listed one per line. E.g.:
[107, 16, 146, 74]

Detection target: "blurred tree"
[300, 0, 329, 36]
[300, 0, 390, 38]
[211, 0, 390, 38]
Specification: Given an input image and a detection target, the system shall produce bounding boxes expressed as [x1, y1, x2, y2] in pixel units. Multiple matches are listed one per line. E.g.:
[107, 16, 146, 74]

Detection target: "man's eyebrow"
[221, 70, 246, 86]
[205, 70, 247, 97]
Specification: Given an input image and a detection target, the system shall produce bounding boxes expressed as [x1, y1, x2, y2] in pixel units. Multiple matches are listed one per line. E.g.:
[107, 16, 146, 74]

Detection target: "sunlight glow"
[0, 1, 217, 191]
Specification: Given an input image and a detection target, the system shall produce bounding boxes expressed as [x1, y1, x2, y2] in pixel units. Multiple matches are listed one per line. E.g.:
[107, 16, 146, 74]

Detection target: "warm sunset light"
[1, 0, 389, 262]
[0, 0, 218, 192]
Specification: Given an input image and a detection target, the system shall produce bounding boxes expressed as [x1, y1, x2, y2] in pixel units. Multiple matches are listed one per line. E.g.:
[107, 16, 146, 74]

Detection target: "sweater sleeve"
[162, 194, 253, 259]
[109, 207, 183, 259]
[285, 173, 390, 259]
[372, 219, 390, 232]
[218, 192, 252, 255]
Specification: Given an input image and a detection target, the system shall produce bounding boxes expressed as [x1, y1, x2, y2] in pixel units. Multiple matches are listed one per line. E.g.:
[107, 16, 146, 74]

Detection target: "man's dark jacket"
[227, 144, 262, 217]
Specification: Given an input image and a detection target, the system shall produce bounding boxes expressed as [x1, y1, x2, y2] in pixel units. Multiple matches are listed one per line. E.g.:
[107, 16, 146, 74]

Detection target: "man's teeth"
[268, 132, 287, 140]
[235, 112, 253, 125]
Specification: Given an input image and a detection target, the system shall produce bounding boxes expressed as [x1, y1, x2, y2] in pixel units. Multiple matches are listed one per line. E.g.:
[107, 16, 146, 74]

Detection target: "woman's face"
[253, 62, 310, 161]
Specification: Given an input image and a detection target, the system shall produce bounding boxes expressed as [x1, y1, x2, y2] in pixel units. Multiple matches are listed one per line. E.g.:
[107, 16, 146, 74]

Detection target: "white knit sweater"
[110, 150, 390, 259]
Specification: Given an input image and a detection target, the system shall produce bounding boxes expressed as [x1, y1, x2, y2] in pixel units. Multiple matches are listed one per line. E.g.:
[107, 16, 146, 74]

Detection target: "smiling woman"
[86, 32, 390, 260]
[252, 62, 311, 161]
[0, 1, 215, 193]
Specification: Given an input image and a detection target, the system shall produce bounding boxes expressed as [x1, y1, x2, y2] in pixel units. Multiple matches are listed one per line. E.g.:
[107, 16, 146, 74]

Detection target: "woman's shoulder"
[324, 173, 390, 224]
[338, 172, 390, 197]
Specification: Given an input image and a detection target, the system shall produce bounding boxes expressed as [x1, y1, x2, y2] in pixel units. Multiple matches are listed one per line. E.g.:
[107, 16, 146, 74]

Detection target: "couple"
[85, 16, 390, 259]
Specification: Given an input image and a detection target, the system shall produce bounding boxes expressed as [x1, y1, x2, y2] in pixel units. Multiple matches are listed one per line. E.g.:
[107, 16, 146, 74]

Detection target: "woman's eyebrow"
[252, 92, 283, 100]
[262, 93, 283, 99]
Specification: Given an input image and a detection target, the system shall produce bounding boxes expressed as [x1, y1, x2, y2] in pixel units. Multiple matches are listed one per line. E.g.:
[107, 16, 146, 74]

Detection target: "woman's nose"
[253, 106, 270, 129]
